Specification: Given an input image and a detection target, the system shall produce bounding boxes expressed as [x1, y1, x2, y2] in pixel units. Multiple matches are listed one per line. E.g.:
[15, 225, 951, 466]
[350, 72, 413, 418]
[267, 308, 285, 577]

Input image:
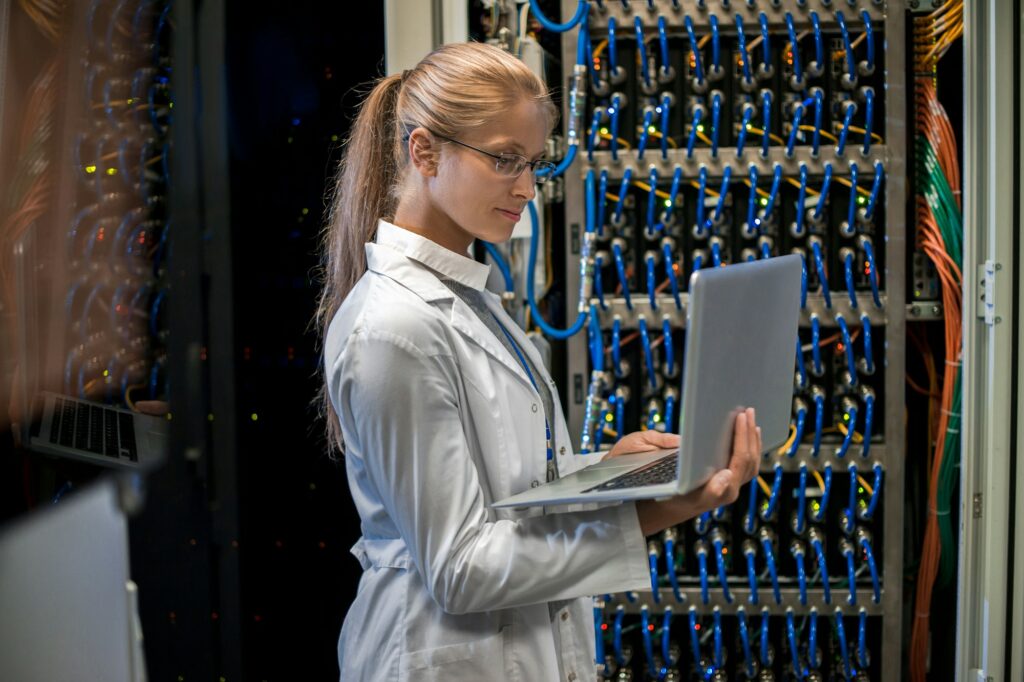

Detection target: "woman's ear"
[407, 127, 440, 178]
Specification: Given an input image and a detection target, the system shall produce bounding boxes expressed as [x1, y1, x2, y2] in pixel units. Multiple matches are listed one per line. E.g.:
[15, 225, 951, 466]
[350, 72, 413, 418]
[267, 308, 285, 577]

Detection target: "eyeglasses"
[430, 132, 556, 184]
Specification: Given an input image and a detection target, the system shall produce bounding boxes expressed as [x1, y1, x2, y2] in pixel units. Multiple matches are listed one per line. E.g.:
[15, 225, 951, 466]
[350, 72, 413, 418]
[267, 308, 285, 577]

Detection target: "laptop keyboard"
[49, 397, 139, 462]
[582, 453, 677, 493]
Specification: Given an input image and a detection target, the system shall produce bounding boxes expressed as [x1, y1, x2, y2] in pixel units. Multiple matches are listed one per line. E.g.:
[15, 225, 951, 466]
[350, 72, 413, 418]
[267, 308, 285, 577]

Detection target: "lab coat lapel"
[448, 296, 535, 392]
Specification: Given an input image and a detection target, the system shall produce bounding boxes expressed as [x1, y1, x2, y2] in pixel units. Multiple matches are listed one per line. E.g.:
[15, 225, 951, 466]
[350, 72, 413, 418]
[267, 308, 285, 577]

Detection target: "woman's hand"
[602, 429, 680, 460]
[634, 407, 762, 536]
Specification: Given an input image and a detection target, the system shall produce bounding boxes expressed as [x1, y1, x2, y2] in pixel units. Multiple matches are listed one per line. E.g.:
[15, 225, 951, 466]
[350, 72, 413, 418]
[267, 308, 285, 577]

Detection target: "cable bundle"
[909, 2, 963, 680]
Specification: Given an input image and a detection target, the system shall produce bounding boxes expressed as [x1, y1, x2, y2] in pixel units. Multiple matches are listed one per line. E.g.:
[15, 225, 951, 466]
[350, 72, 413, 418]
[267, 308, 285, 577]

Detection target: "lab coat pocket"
[398, 627, 511, 681]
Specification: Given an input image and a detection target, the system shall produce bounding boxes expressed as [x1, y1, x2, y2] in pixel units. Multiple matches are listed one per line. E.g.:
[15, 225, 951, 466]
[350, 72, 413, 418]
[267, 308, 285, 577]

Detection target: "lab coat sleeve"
[333, 330, 650, 615]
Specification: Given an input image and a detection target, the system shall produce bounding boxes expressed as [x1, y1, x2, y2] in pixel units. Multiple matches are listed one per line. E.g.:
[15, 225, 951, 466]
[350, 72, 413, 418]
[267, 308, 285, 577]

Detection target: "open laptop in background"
[0, 478, 146, 681]
[12, 230, 167, 471]
[492, 254, 802, 509]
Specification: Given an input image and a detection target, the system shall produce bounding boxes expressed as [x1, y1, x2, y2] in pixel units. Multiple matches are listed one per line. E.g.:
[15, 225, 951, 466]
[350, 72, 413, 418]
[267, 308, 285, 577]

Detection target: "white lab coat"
[326, 220, 649, 681]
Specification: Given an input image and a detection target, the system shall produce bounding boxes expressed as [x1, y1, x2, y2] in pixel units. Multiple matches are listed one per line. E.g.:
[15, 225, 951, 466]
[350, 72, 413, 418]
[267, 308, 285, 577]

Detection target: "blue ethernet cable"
[762, 163, 783, 224]
[664, 165, 683, 226]
[807, 608, 821, 670]
[862, 88, 875, 156]
[707, 166, 732, 232]
[595, 405, 609, 450]
[812, 89, 824, 156]
[648, 544, 662, 604]
[813, 462, 834, 522]
[858, 608, 869, 668]
[613, 166, 633, 225]
[760, 530, 782, 604]
[786, 609, 805, 679]
[761, 91, 772, 157]
[862, 11, 876, 73]
[837, 102, 857, 157]
[736, 105, 754, 157]
[812, 390, 825, 458]
[609, 93, 623, 162]
[713, 607, 724, 669]
[529, 0, 587, 32]
[664, 393, 676, 433]
[665, 532, 683, 602]
[814, 162, 834, 222]
[660, 94, 671, 159]
[795, 335, 808, 389]
[860, 235, 883, 307]
[746, 478, 759, 534]
[746, 165, 760, 235]
[661, 607, 675, 668]
[594, 603, 606, 672]
[847, 161, 860, 234]
[810, 314, 823, 375]
[526, 188, 588, 339]
[483, 243, 514, 295]
[796, 463, 808, 534]
[794, 163, 809, 237]
[792, 541, 808, 606]
[692, 251, 704, 274]
[744, 541, 759, 604]
[712, 532, 734, 603]
[836, 313, 858, 383]
[786, 102, 804, 158]
[843, 540, 858, 606]
[861, 387, 875, 457]
[837, 400, 858, 457]
[784, 12, 803, 87]
[734, 14, 753, 87]
[844, 462, 859, 535]
[764, 462, 783, 520]
[640, 605, 656, 678]
[634, 16, 652, 90]
[862, 463, 883, 520]
[696, 166, 708, 236]
[615, 390, 626, 441]
[612, 242, 632, 311]
[865, 161, 884, 221]
[612, 317, 623, 377]
[696, 541, 710, 605]
[811, 239, 832, 309]
[760, 608, 771, 667]
[597, 169, 609, 236]
[811, 532, 831, 604]
[684, 15, 705, 87]
[686, 107, 703, 160]
[809, 11, 824, 75]
[738, 607, 755, 678]
[662, 317, 675, 376]
[709, 14, 721, 76]
[657, 16, 672, 81]
[710, 91, 722, 157]
[758, 12, 771, 73]
[613, 604, 627, 667]
[859, 314, 875, 376]
[836, 11, 856, 86]
[688, 607, 702, 665]
[835, 610, 853, 679]
[760, 238, 772, 260]
[594, 253, 607, 311]
[637, 109, 654, 160]
[663, 242, 682, 310]
[789, 402, 807, 457]
[646, 253, 659, 311]
[647, 167, 659, 233]
[639, 316, 657, 390]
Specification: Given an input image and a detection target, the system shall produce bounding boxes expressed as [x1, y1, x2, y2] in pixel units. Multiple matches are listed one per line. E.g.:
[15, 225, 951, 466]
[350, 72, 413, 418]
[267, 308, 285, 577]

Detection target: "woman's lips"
[496, 208, 522, 221]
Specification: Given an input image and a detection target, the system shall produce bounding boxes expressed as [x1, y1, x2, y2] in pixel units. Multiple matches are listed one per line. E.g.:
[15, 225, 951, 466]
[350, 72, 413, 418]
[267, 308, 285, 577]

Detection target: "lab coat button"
[567, 672, 576, 681]
[561, 611, 569, 621]
[559, 447, 566, 456]
[531, 403, 538, 413]
[531, 480, 540, 488]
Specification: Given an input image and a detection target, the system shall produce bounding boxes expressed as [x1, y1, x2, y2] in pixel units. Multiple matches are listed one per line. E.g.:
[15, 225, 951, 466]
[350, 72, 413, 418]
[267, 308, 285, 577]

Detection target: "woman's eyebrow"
[491, 136, 546, 160]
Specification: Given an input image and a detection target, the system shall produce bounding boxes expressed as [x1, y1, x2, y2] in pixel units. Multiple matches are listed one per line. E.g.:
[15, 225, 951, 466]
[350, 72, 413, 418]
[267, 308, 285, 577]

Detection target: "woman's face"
[428, 99, 549, 250]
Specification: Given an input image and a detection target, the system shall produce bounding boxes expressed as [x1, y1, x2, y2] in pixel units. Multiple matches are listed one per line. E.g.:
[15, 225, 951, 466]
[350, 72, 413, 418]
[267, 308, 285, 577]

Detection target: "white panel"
[384, 0, 437, 74]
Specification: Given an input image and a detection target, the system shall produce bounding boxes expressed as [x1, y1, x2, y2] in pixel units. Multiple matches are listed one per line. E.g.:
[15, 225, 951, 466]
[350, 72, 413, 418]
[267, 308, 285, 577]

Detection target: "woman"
[316, 42, 761, 681]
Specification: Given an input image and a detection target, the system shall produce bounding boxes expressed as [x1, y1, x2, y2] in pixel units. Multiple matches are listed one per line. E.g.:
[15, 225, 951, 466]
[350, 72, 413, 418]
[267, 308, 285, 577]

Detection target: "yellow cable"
[741, 179, 772, 200]
[125, 383, 146, 412]
[833, 176, 874, 196]
[836, 421, 865, 444]
[734, 123, 786, 146]
[776, 423, 797, 455]
[841, 125, 885, 144]
[811, 469, 826, 491]
[784, 176, 821, 196]
[756, 475, 772, 497]
[797, 124, 839, 143]
[857, 474, 875, 497]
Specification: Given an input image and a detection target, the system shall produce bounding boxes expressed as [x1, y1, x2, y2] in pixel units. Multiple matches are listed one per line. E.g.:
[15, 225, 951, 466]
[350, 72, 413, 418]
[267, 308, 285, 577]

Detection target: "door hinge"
[973, 493, 983, 519]
[979, 260, 1002, 325]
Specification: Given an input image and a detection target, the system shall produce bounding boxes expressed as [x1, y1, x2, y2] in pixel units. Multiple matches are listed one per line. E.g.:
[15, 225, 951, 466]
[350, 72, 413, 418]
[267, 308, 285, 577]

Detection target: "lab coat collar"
[373, 219, 490, 293]
[365, 221, 535, 390]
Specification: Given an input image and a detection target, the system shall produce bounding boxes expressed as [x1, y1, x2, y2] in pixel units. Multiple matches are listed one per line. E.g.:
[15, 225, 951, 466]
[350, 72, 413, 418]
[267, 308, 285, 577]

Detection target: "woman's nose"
[513, 168, 536, 201]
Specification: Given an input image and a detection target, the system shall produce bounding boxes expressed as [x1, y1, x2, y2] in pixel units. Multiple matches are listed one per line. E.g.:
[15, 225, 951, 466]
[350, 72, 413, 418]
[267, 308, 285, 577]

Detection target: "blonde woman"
[316, 42, 761, 681]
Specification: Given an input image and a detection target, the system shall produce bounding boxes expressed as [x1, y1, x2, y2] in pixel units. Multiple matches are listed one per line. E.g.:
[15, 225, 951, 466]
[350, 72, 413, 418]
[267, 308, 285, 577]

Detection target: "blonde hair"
[314, 42, 557, 451]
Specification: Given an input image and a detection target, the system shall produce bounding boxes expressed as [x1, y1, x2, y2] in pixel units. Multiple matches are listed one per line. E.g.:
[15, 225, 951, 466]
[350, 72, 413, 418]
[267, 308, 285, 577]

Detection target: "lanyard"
[491, 313, 556, 481]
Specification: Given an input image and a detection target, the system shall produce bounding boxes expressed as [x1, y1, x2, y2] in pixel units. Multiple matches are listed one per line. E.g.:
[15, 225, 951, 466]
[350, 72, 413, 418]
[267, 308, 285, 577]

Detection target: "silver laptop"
[492, 254, 801, 509]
